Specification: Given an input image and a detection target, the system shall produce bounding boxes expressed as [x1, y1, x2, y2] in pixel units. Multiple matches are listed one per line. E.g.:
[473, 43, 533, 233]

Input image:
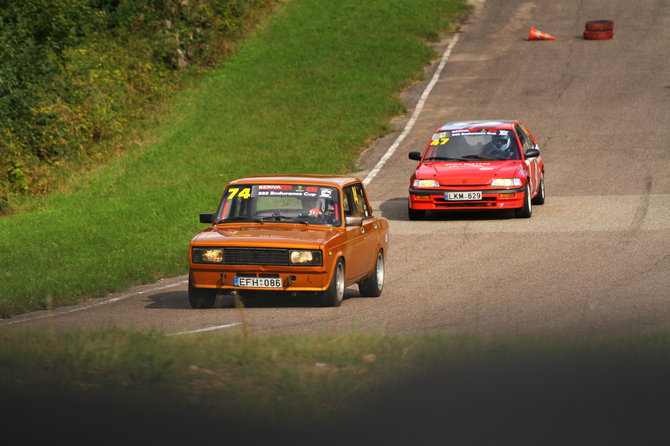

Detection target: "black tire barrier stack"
[583, 20, 615, 40]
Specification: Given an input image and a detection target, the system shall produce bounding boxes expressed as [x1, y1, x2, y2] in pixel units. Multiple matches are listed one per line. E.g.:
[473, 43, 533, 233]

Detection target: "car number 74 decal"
[227, 187, 252, 199]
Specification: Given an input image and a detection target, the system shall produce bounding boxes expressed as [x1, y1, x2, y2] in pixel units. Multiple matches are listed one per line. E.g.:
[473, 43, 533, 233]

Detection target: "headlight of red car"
[412, 179, 440, 188]
[490, 178, 522, 187]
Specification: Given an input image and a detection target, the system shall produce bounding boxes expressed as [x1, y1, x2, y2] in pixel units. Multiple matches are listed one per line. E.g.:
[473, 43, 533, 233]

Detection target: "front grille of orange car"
[224, 247, 289, 266]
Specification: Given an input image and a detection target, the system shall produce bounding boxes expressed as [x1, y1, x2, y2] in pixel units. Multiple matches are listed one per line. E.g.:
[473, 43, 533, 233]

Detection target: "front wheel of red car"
[321, 259, 345, 307]
[188, 277, 216, 309]
[359, 250, 384, 297]
[515, 184, 533, 218]
[408, 205, 425, 221]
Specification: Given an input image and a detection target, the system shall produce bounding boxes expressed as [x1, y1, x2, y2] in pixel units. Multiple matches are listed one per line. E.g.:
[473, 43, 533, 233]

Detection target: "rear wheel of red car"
[321, 258, 344, 307]
[408, 205, 425, 221]
[515, 184, 533, 218]
[359, 250, 384, 297]
[188, 277, 216, 309]
[531, 173, 546, 205]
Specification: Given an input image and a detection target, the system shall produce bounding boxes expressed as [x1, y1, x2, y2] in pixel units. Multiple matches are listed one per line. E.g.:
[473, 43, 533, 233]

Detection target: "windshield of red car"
[218, 184, 341, 226]
[423, 129, 521, 161]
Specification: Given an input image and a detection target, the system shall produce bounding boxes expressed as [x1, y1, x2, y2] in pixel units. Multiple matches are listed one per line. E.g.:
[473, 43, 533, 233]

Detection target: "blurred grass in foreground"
[2, 329, 669, 426]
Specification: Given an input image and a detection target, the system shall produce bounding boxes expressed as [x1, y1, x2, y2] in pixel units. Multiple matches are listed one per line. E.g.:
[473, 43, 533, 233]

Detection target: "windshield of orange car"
[422, 129, 521, 161]
[217, 184, 342, 226]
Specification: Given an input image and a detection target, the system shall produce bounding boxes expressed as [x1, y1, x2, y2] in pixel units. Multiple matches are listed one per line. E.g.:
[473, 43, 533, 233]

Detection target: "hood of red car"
[415, 161, 524, 185]
[191, 224, 337, 248]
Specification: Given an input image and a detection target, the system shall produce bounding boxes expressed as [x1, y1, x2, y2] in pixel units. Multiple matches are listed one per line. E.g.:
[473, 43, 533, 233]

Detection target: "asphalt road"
[2, 0, 669, 340]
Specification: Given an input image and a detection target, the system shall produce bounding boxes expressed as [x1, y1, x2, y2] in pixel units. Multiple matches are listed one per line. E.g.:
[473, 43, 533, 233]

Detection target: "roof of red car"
[436, 120, 518, 132]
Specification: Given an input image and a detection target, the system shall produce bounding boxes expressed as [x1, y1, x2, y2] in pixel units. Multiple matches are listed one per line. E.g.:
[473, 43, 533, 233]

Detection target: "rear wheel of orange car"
[515, 184, 533, 218]
[321, 258, 344, 307]
[188, 276, 216, 309]
[359, 250, 384, 298]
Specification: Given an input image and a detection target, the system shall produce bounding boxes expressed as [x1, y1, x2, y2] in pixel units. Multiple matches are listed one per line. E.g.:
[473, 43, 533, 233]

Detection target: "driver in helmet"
[301, 196, 323, 218]
[484, 134, 511, 159]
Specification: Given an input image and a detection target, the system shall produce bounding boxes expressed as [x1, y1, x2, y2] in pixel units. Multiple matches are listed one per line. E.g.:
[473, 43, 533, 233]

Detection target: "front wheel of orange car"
[359, 250, 384, 297]
[321, 258, 344, 307]
[188, 277, 216, 309]
[515, 184, 533, 218]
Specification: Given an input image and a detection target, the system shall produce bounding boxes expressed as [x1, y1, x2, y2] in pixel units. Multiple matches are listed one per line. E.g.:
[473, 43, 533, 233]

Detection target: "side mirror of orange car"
[524, 148, 540, 158]
[345, 216, 363, 227]
[200, 213, 214, 224]
[409, 151, 422, 161]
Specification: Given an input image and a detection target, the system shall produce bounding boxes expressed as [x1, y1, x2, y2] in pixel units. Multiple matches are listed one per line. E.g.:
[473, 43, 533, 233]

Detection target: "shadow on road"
[144, 289, 364, 310]
[378, 196, 518, 221]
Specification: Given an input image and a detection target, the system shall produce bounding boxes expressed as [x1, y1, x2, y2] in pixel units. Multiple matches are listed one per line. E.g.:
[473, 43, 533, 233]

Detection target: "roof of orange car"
[227, 174, 362, 188]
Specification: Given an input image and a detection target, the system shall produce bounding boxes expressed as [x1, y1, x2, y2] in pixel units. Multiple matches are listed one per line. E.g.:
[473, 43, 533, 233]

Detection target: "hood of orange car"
[416, 161, 523, 185]
[192, 224, 337, 248]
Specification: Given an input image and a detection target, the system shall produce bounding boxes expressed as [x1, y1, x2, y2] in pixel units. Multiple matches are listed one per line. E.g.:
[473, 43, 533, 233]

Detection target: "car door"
[342, 183, 378, 282]
[515, 124, 539, 194]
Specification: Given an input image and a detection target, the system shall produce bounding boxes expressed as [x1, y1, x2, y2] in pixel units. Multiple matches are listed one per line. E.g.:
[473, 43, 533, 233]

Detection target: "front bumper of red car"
[408, 186, 526, 210]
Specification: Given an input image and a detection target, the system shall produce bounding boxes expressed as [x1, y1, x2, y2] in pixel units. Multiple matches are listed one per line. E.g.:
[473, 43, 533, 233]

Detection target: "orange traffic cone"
[528, 26, 555, 40]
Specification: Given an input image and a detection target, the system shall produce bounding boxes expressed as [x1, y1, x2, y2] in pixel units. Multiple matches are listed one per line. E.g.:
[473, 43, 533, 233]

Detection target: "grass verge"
[0, 0, 470, 318]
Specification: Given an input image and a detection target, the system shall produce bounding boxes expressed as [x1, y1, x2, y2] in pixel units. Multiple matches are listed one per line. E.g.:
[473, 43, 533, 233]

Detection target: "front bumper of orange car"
[408, 186, 526, 210]
[190, 264, 331, 294]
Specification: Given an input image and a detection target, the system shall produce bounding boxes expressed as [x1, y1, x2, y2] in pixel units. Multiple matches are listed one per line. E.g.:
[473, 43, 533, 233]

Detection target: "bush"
[0, 0, 279, 214]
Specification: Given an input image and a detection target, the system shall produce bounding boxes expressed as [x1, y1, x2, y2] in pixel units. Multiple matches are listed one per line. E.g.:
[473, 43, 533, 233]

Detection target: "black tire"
[531, 173, 546, 205]
[515, 184, 533, 218]
[408, 206, 425, 221]
[359, 250, 385, 298]
[583, 29, 614, 40]
[320, 258, 344, 307]
[585, 20, 614, 31]
[188, 277, 216, 309]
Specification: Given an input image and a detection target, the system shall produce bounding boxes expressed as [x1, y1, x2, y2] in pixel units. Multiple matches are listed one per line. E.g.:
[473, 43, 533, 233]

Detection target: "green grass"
[0, 0, 470, 318]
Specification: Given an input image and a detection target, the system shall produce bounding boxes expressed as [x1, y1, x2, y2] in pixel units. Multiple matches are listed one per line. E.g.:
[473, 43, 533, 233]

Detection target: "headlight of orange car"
[490, 178, 522, 187]
[192, 247, 224, 264]
[289, 249, 322, 266]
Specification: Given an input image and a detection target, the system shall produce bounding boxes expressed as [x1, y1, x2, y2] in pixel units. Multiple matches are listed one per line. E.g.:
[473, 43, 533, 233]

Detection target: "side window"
[355, 184, 371, 218]
[344, 184, 371, 218]
[515, 124, 532, 153]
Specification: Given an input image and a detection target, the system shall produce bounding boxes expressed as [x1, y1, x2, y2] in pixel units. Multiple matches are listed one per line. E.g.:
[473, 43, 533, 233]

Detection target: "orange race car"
[189, 175, 389, 308]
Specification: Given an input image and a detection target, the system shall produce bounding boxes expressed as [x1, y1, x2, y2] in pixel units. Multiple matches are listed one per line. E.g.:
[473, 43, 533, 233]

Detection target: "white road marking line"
[363, 33, 461, 186]
[0, 279, 188, 327]
[167, 323, 243, 336]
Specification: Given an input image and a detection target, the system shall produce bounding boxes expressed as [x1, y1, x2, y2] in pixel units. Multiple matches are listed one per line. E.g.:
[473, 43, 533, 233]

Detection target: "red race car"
[408, 120, 545, 219]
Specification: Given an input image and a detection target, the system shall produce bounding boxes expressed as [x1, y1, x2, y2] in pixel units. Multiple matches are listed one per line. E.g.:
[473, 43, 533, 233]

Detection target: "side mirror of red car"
[524, 148, 540, 158]
[409, 151, 422, 161]
[200, 213, 214, 224]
